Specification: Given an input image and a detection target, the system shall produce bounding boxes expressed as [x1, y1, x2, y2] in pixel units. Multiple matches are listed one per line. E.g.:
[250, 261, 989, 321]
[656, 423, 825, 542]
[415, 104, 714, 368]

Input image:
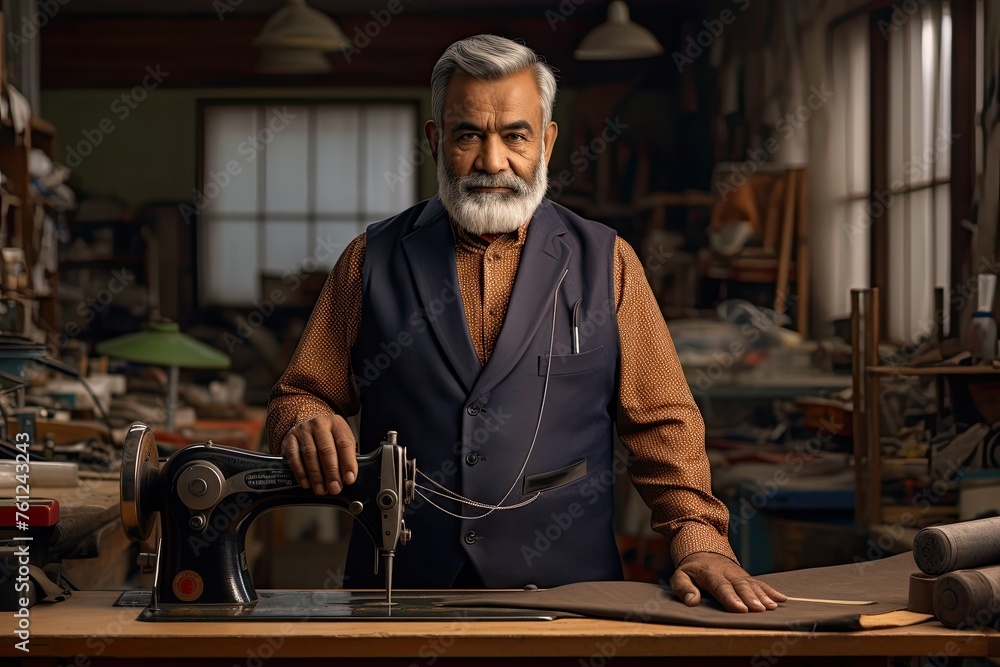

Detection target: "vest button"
[464, 530, 477, 545]
[465, 452, 479, 466]
[467, 404, 481, 416]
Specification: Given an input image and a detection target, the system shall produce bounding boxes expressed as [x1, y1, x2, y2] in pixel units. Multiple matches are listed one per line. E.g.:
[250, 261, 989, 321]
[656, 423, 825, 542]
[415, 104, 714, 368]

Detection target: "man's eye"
[506, 134, 526, 141]
[459, 133, 479, 141]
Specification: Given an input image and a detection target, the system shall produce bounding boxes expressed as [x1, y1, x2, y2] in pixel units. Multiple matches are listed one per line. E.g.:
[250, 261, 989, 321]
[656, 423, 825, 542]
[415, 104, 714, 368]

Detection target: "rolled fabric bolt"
[908, 573, 937, 614]
[933, 565, 1000, 629]
[913, 516, 1000, 575]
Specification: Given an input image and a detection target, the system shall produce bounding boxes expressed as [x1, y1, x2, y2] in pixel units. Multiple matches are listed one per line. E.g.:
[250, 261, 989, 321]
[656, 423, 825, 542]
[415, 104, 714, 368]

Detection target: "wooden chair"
[636, 191, 714, 319]
[703, 163, 810, 336]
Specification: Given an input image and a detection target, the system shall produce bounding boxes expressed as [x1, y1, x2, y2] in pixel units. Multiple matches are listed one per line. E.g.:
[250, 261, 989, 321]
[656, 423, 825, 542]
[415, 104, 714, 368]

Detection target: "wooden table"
[1, 590, 997, 666]
[1, 479, 131, 592]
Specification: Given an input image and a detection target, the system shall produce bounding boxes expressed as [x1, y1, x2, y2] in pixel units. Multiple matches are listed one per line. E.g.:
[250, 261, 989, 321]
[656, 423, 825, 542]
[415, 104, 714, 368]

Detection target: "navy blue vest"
[347, 195, 623, 588]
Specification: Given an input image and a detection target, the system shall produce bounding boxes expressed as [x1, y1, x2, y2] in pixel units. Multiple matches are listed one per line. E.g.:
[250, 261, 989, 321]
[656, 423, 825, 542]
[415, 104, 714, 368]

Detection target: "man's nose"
[473, 135, 508, 174]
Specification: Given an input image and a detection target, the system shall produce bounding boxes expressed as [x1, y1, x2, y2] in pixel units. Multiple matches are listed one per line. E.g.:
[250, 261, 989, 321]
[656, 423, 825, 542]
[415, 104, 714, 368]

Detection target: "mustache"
[455, 170, 530, 194]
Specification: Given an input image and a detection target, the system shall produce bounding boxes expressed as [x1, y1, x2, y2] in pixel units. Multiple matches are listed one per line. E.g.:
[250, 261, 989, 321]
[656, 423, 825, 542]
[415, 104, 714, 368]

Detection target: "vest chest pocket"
[523, 459, 588, 494]
[538, 345, 606, 377]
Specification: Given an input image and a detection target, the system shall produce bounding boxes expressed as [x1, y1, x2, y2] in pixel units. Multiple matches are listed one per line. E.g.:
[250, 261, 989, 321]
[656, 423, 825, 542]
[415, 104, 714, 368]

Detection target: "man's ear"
[543, 121, 558, 165]
[424, 120, 439, 163]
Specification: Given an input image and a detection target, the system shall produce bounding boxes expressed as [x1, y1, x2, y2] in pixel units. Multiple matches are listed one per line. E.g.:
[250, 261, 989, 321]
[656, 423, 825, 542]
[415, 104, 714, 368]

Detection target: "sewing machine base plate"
[115, 590, 565, 621]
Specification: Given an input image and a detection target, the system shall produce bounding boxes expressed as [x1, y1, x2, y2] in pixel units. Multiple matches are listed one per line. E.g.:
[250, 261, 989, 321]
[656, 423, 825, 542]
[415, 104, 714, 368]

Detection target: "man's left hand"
[671, 552, 787, 613]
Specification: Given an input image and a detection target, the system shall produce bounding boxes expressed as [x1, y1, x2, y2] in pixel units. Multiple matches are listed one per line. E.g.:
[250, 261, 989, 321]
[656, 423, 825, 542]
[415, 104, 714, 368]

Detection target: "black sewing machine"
[119, 422, 415, 616]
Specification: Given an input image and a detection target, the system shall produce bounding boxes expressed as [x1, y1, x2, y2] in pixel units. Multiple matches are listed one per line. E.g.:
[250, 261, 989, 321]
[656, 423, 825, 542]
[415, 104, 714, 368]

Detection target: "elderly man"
[267, 34, 784, 613]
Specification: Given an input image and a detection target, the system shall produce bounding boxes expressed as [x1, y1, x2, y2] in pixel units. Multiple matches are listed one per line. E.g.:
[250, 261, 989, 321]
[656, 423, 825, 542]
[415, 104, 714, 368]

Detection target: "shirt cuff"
[265, 396, 337, 454]
[666, 521, 740, 568]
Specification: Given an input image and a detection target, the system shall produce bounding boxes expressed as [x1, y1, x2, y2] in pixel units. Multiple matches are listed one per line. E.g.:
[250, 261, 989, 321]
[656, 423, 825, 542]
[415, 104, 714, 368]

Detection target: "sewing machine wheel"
[120, 423, 161, 541]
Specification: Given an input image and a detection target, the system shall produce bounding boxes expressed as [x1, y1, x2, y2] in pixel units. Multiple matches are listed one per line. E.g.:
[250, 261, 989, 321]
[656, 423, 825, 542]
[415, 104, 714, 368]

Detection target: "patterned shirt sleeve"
[265, 233, 366, 453]
[612, 236, 738, 566]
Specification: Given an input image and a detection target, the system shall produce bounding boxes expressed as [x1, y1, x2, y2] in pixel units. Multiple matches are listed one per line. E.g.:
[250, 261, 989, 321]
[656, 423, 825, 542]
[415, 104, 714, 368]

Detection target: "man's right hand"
[280, 414, 358, 495]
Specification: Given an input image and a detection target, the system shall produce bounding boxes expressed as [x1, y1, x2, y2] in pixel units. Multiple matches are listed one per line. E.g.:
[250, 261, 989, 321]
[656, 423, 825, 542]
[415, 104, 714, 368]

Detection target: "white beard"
[437, 152, 548, 236]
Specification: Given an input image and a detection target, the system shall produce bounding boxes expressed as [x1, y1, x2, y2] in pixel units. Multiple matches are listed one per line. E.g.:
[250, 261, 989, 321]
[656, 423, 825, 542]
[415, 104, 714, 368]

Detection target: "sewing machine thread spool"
[932, 565, 1000, 629]
[913, 516, 1000, 575]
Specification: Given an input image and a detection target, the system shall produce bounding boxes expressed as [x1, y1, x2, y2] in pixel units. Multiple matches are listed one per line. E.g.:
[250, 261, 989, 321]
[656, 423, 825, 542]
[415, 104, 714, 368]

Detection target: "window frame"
[193, 97, 423, 309]
[872, 0, 980, 340]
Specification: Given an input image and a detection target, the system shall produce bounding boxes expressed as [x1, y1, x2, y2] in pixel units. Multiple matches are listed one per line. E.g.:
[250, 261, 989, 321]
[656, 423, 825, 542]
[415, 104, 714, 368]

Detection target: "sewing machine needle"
[384, 552, 394, 608]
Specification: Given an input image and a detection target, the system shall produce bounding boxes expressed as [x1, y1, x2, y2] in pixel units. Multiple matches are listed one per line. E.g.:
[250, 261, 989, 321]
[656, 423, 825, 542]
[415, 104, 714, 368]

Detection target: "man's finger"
[670, 569, 701, 606]
[706, 576, 748, 613]
[745, 580, 779, 610]
[314, 427, 342, 495]
[331, 418, 358, 486]
[297, 429, 324, 494]
[281, 434, 309, 489]
[748, 580, 778, 610]
[732, 579, 767, 612]
[758, 580, 787, 603]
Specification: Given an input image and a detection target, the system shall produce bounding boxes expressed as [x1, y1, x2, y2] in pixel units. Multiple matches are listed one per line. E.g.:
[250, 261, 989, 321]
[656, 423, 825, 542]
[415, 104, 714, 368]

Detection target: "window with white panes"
[198, 103, 420, 306]
[820, 15, 871, 328]
[884, 1, 953, 342]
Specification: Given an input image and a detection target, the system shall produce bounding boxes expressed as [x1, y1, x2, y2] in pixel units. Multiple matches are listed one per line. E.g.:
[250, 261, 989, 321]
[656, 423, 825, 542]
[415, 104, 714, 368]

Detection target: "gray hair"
[430, 35, 558, 132]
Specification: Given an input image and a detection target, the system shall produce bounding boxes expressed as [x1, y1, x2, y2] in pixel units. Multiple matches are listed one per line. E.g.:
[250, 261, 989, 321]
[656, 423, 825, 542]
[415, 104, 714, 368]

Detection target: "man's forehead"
[443, 70, 542, 126]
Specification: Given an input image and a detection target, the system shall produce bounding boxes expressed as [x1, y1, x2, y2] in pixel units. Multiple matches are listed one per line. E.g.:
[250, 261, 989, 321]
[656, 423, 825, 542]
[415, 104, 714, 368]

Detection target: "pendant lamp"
[257, 48, 332, 74]
[254, 0, 350, 74]
[575, 1, 664, 61]
[253, 0, 350, 51]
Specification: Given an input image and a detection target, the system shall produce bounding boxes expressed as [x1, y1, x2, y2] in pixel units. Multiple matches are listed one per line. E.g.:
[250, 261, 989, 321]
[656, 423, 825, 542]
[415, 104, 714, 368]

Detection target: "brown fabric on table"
[440, 552, 922, 631]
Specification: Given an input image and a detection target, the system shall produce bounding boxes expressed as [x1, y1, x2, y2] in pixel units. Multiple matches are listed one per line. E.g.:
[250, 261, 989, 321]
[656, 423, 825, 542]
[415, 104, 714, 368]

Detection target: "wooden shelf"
[29, 116, 56, 137]
[70, 217, 136, 226]
[61, 255, 145, 267]
[1, 190, 23, 207]
[881, 504, 959, 526]
[867, 365, 1000, 376]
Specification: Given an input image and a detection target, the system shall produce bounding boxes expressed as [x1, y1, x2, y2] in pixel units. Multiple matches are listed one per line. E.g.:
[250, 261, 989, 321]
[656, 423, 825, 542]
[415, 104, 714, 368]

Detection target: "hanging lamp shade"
[257, 48, 332, 74]
[96, 321, 230, 370]
[253, 0, 350, 52]
[574, 1, 664, 60]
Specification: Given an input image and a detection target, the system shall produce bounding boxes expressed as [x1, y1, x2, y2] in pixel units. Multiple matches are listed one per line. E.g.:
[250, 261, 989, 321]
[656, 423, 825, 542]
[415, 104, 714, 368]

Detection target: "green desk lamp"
[96, 320, 231, 431]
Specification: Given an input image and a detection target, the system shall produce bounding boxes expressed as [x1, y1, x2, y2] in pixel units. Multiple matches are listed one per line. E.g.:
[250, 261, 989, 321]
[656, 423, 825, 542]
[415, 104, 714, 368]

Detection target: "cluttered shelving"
[0, 10, 74, 347]
[851, 287, 1000, 545]
[0, 112, 68, 344]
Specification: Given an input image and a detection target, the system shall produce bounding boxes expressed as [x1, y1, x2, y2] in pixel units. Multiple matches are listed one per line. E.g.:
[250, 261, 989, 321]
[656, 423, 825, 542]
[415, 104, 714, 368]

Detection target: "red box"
[0, 498, 60, 527]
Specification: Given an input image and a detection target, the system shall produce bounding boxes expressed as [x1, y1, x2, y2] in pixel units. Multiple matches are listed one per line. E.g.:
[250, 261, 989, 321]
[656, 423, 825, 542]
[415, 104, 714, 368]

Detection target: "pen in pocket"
[571, 299, 582, 354]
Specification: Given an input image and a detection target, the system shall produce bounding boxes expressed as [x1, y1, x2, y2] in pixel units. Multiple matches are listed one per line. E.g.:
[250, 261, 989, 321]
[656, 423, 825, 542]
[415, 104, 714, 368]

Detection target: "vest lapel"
[401, 197, 481, 394]
[470, 200, 572, 401]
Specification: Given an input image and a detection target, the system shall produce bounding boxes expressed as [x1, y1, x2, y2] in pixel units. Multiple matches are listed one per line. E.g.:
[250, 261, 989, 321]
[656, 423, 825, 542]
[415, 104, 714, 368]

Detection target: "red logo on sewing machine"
[173, 570, 204, 602]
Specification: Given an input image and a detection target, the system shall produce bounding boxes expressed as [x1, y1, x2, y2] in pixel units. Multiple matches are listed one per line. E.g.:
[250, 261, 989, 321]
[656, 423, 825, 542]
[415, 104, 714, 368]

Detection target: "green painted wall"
[41, 87, 434, 207]
[42, 90, 196, 205]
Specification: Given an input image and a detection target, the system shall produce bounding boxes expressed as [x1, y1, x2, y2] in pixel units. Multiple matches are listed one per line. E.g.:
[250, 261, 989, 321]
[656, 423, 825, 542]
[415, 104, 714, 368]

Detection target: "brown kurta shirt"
[267, 220, 736, 567]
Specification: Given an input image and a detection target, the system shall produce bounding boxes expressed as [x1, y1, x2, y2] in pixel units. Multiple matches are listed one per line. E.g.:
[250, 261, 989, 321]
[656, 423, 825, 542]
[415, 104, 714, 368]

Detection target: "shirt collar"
[451, 220, 529, 250]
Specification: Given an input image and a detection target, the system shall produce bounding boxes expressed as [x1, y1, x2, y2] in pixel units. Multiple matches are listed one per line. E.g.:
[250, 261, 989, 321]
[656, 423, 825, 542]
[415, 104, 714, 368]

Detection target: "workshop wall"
[41, 87, 435, 205]
[40, 90, 197, 205]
